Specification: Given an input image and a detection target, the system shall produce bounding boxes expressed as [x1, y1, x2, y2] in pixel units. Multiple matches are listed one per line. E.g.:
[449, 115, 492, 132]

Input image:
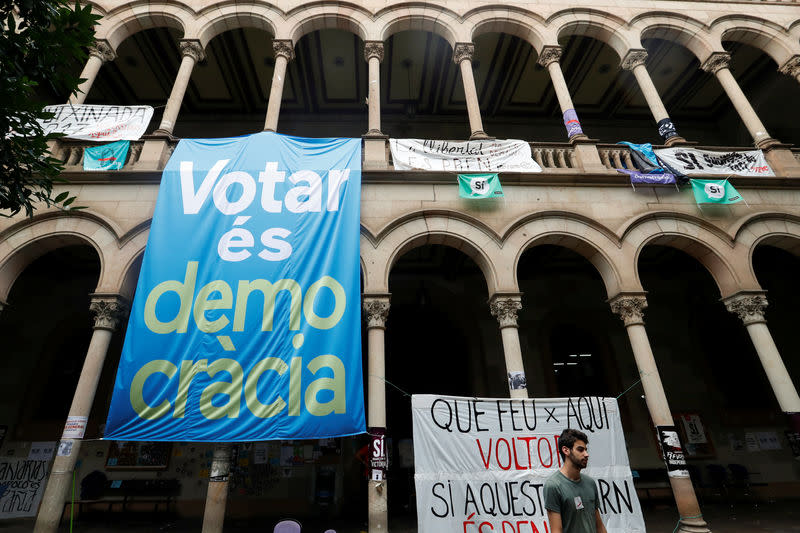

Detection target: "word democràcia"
[129, 158, 355, 422]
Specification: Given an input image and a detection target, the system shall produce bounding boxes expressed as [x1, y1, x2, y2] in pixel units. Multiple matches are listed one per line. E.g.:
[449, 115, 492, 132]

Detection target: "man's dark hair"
[558, 428, 589, 460]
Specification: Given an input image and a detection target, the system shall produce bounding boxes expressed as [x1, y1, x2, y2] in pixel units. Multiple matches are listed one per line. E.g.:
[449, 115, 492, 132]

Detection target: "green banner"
[457, 173, 504, 199]
[690, 179, 743, 204]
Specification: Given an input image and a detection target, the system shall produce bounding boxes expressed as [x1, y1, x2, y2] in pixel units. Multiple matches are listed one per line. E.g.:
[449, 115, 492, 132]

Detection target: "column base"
[756, 137, 780, 150]
[568, 133, 589, 142]
[677, 516, 711, 533]
[263, 127, 276, 132]
[151, 128, 174, 137]
[762, 143, 800, 177]
[469, 130, 494, 140]
[364, 129, 385, 138]
[664, 135, 688, 146]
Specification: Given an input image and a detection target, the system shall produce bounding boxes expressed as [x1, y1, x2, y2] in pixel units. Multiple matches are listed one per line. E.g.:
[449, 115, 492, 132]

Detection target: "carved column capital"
[537, 45, 563, 67]
[723, 291, 768, 325]
[453, 42, 475, 64]
[778, 55, 800, 78]
[363, 295, 391, 329]
[620, 49, 648, 71]
[272, 39, 295, 61]
[489, 294, 522, 328]
[364, 41, 384, 62]
[179, 39, 205, 62]
[609, 293, 648, 326]
[701, 52, 732, 74]
[89, 294, 128, 331]
[88, 40, 116, 63]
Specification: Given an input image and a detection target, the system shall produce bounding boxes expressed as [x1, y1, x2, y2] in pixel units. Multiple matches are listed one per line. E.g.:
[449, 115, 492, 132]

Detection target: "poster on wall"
[104, 132, 365, 441]
[0, 458, 49, 519]
[412, 395, 645, 533]
[390, 139, 542, 172]
[654, 147, 774, 176]
[39, 104, 154, 141]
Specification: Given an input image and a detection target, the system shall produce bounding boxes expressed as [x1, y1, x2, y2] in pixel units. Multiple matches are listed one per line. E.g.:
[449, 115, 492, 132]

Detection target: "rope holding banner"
[369, 374, 412, 398]
[672, 514, 704, 533]
[615, 378, 643, 400]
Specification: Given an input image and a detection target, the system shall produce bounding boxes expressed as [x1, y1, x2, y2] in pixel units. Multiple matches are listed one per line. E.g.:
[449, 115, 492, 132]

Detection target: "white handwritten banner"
[390, 139, 542, 172]
[39, 104, 154, 141]
[0, 459, 50, 519]
[412, 395, 645, 533]
[655, 147, 774, 176]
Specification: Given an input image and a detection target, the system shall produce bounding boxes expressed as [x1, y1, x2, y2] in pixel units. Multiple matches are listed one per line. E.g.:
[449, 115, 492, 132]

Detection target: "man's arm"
[547, 510, 563, 533]
[595, 509, 608, 533]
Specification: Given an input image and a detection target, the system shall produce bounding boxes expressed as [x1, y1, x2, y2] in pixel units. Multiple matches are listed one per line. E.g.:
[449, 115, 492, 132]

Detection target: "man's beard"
[569, 455, 587, 470]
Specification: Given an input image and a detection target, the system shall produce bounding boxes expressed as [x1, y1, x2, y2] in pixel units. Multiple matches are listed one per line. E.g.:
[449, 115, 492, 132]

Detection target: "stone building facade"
[1, 1, 799, 532]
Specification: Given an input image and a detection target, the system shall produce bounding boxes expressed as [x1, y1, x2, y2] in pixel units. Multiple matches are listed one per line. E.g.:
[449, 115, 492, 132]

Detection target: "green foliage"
[0, 1, 99, 217]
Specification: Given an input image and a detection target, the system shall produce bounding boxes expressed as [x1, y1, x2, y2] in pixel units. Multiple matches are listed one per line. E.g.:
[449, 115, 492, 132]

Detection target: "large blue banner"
[105, 132, 365, 441]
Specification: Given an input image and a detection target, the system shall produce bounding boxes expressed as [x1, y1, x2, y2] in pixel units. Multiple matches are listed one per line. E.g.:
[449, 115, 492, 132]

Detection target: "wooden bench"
[63, 479, 181, 520]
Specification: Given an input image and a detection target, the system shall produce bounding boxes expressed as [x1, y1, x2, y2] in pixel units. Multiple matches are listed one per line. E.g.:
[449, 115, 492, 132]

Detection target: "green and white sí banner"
[690, 179, 743, 204]
[458, 173, 504, 199]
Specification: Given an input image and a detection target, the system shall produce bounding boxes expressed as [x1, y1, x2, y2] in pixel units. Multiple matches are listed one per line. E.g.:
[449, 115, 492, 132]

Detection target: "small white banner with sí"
[655, 147, 774, 176]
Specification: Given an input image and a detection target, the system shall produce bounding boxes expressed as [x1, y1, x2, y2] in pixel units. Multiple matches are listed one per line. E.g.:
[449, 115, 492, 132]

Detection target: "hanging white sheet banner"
[39, 104, 154, 141]
[412, 394, 645, 533]
[655, 147, 774, 176]
[390, 139, 542, 172]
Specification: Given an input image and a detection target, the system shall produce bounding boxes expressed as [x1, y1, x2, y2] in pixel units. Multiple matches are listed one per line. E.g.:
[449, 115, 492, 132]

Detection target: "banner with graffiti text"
[39, 104, 153, 141]
[105, 132, 365, 441]
[412, 395, 645, 533]
[655, 147, 774, 177]
[390, 139, 541, 172]
[0, 459, 49, 519]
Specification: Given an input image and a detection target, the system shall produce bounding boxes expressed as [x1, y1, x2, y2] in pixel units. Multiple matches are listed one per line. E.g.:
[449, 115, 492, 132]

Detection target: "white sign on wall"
[0, 459, 50, 519]
[412, 394, 645, 533]
[390, 139, 542, 172]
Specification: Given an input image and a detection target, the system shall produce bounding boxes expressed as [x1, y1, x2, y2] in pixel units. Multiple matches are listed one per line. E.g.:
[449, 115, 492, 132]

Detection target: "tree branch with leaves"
[0, 1, 99, 217]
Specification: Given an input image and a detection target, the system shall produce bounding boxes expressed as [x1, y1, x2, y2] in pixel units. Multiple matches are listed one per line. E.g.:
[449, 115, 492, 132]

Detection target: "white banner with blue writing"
[105, 132, 365, 441]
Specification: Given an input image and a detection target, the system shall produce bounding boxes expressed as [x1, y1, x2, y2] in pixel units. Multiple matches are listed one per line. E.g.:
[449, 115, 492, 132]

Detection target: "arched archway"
[0, 245, 101, 440]
[383, 243, 502, 526]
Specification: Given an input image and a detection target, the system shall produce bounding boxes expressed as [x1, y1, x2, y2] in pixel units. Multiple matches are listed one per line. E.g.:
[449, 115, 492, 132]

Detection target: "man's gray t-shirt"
[543, 471, 600, 533]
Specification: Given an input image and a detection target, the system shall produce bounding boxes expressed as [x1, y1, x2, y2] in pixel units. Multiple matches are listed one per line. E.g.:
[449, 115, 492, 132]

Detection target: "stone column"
[264, 39, 295, 132]
[538, 46, 588, 141]
[609, 294, 709, 533]
[778, 55, 800, 85]
[363, 295, 390, 533]
[69, 40, 116, 105]
[724, 292, 800, 431]
[701, 52, 776, 148]
[620, 49, 686, 145]
[489, 294, 528, 399]
[154, 40, 204, 135]
[453, 43, 489, 139]
[201, 444, 232, 533]
[364, 41, 384, 136]
[34, 295, 128, 533]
